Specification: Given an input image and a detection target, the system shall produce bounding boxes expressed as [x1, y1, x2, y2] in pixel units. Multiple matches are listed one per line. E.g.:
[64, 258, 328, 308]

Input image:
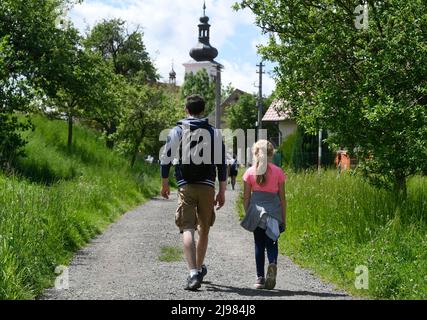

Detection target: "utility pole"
[215, 64, 222, 129]
[256, 61, 265, 140]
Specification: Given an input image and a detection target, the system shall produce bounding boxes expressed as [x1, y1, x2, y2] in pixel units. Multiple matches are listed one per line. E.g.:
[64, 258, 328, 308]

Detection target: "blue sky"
[68, 0, 276, 95]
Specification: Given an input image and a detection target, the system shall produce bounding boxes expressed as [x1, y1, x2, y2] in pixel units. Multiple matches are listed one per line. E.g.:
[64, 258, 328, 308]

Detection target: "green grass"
[0, 115, 160, 299]
[235, 170, 245, 221]
[237, 169, 427, 299]
[158, 246, 183, 262]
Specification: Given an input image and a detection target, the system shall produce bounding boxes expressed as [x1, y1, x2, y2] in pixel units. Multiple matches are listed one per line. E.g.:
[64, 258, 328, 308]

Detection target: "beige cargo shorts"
[176, 184, 216, 233]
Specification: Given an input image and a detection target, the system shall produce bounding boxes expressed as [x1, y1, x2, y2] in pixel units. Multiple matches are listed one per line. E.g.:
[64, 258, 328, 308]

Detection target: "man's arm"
[214, 180, 226, 209]
[161, 178, 170, 199]
[160, 127, 180, 199]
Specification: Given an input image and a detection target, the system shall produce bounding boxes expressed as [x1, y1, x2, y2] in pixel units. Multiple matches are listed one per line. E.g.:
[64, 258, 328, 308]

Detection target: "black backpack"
[230, 159, 238, 171]
[178, 125, 214, 182]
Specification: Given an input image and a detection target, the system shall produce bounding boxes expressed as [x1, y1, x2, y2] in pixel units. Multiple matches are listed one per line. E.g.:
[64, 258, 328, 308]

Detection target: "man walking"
[160, 94, 227, 291]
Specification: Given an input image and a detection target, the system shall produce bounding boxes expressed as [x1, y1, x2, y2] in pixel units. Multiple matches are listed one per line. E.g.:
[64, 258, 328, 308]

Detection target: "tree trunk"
[106, 138, 114, 149]
[130, 130, 144, 167]
[106, 122, 117, 149]
[67, 113, 73, 148]
[130, 148, 138, 168]
[393, 172, 407, 201]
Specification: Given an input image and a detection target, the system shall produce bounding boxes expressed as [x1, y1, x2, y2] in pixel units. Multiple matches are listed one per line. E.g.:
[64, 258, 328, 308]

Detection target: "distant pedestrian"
[336, 145, 346, 175]
[240, 140, 287, 290]
[229, 154, 239, 190]
[337, 151, 342, 174]
[160, 94, 227, 291]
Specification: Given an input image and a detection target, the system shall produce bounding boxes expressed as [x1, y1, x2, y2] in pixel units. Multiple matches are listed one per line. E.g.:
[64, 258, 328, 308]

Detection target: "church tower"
[183, 1, 223, 82]
[169, 62, 176, 85]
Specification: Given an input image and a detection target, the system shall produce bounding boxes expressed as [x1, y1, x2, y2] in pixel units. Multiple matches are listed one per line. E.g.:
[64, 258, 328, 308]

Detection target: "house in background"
[262, 99, 297, 147]
[264, 99, 353, 170]
[207, 88, 247, 129]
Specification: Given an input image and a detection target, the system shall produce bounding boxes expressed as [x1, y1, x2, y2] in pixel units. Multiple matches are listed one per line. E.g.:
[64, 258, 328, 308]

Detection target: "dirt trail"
[42, 185, 351, 300]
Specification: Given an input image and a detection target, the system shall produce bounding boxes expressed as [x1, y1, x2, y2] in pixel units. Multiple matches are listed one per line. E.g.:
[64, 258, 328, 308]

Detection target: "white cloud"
[220, 59, 276, 96]
[68, 0, 276, 95]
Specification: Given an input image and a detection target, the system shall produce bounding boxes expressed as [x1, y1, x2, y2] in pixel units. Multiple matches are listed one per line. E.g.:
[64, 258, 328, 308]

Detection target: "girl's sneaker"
[265, 263, 277, 290]
[254, 276, 265, 289]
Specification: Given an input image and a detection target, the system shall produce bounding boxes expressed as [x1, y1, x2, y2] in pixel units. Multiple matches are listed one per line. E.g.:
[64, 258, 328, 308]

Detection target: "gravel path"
[42, 185, 352, 300]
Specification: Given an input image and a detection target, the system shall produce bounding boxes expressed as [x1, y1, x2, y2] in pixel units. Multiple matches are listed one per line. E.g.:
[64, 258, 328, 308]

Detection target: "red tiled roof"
[262, 99, 292, 122]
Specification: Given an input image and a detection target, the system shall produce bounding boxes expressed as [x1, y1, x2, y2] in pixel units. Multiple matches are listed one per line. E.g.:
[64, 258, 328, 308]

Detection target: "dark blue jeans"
[253, 227, 278, 278]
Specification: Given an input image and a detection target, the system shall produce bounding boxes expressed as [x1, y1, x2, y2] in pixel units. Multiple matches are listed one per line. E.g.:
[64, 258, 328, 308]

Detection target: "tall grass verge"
[236, 169, 427, 299]
[0, 115, 160, 299]
[282, 170, 427, 299]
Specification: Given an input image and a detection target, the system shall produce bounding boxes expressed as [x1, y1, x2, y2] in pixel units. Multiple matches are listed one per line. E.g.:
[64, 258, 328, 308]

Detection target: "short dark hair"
[185, 94, 205, 115]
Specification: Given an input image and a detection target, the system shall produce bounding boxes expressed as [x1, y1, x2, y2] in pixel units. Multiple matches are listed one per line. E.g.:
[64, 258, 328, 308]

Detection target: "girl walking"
[241, 140, 287, 290]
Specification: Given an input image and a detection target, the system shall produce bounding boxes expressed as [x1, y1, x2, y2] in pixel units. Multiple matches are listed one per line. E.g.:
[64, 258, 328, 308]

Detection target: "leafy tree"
[180, 69, 216, 115]
[227, 93, 258, 131]
[0, 0, 79, 167]
[235, 0, 427, 196]
[143, 85, 184, 157]
[83, 19, 158, 148]
[116, 84, 183, 166]
[221, 82, 235, 103]
[45, 47, 116, 148]
[80, 59, 126, 149]
[0, 112, 32, 170]
[0, 37, 31, 169]
[226, 93, 278, 140]
[84, 18, 157, 83]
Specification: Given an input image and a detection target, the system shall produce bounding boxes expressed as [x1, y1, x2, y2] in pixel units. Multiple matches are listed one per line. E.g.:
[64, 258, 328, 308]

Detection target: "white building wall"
[279, 120, 298, 141]
[183, 60, 218, 82]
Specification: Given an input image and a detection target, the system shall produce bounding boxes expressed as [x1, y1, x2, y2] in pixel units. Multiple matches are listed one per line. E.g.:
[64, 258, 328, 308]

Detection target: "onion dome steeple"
[169, 61, 176, 85]
[189, 1, 218, 62]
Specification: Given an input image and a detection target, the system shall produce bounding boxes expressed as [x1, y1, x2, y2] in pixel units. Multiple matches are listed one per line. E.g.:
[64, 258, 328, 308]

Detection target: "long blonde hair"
[253, 140, 274, 185]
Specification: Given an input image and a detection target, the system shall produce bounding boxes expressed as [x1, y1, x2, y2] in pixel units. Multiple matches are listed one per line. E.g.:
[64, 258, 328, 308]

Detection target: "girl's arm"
[243, 181, 252, 212]
[278, 181, 287, 225]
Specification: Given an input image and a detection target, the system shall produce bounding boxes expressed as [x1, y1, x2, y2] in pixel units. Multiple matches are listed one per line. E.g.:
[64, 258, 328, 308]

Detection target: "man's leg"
[183, 229, 197, 270]
[195, 185, 215, 270]
[176, 185, 200, 286]
[196, 227, 209, 268]
[183, 228, 202, 290]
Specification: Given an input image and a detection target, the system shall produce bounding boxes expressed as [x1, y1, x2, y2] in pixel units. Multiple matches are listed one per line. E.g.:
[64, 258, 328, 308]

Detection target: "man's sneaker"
[185, 274, 201, 291]
[254, 276, 265, 289]
[198, 265, 208, 282]
[265, 263, 277, 290]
